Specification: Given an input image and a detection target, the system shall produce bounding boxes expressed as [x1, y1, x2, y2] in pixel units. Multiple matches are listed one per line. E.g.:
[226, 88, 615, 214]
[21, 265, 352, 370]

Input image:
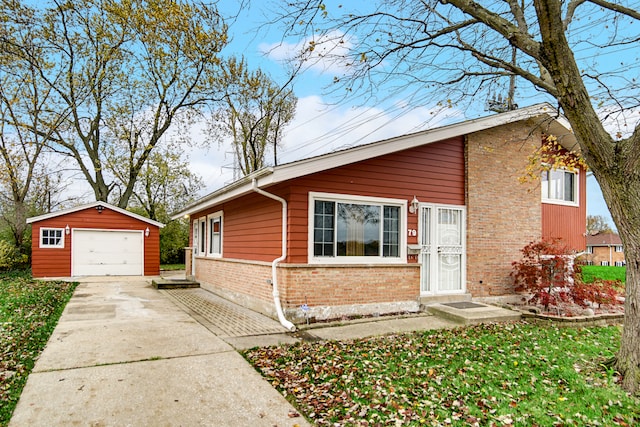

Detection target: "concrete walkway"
[10, 275, 516, 426]
[9, 277, 311, 427]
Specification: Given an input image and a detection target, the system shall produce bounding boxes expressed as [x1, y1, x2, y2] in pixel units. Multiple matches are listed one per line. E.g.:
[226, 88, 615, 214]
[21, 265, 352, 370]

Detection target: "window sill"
[308, 257, 407, 265]
[542, 199, 579, 207]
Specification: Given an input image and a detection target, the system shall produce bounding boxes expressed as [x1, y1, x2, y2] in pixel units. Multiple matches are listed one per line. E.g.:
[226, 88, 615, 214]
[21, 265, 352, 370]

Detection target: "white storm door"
[419, 205, 466, 294]
[72, 229, 144, 276]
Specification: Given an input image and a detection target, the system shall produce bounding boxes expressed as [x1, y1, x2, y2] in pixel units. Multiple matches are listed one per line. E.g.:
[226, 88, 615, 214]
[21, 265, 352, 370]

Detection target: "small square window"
[40, 228, 64, 248]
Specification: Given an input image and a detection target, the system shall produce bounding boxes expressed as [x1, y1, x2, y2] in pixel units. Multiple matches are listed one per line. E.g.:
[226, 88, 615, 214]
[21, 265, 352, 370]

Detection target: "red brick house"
[585, 232, 625, 266]
[27, 201, 164, 278]
[173, 103, 586, 328]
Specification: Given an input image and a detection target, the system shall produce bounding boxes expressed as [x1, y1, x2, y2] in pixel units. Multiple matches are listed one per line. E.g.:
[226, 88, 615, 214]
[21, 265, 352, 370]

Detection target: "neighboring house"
[172, 103, 586, 326]
[27, 201, 164, 278]
[585, 232, 625, 266]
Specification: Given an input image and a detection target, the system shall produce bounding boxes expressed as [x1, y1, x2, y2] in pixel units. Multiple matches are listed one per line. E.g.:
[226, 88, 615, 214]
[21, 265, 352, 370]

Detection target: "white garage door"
[72, 229, 144, 276]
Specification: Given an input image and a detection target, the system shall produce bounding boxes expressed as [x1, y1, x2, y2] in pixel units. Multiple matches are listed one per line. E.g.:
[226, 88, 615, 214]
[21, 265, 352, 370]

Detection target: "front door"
[419, 205, 466, 294]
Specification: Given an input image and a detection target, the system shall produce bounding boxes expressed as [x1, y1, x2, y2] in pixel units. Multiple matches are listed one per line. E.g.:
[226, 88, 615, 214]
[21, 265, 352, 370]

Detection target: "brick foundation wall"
[466, 121, 542, 297]
[278, 264, 421, 308]
[194, 257, 421, 322]
[194, 256, 274, 303]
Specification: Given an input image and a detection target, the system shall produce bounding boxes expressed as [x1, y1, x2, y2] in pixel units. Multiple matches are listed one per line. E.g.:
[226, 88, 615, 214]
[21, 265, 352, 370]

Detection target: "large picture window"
[310, 193, 404, 263]
[541, 168, 578, 204]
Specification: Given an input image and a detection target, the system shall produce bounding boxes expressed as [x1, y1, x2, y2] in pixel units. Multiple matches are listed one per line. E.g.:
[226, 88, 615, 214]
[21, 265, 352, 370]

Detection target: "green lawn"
[0, 270, 77, 426]
[581, 265, 626, 283]
[160, 263, 185, 271]
[244, 323, 639, 426]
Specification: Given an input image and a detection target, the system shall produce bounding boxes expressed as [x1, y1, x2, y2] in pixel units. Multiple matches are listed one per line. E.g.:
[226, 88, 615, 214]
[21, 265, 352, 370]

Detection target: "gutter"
[251, 179, 296, 332]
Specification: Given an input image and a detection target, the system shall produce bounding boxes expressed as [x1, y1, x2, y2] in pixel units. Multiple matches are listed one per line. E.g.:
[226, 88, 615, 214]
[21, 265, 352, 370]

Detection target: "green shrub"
[0, 240, 28, 271]
[159, 219, 189, 264]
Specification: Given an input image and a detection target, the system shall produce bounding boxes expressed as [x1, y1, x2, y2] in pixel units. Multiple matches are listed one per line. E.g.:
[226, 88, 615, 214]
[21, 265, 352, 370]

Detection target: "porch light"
[145, 227, 150, 237]
[65, 225, 70, 235]
[409, 196, 420, 214]
[95, 205, 105, 213]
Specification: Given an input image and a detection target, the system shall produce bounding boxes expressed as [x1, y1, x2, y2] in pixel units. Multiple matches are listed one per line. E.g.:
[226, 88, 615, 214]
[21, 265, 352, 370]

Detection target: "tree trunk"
[597, 171, 640, 394]
[534, 0, 640, 393]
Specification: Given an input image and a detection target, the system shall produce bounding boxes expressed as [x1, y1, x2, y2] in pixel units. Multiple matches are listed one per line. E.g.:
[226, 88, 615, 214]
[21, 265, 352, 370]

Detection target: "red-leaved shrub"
[511, 239, 623, 313]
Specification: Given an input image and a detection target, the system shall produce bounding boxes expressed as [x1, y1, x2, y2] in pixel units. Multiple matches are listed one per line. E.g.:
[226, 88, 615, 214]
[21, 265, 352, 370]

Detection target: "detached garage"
[27, 201, 164, 278]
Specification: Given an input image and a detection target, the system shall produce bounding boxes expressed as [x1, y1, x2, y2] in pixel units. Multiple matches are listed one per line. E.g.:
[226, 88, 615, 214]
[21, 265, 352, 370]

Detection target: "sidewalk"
[9, 277, 311, 427]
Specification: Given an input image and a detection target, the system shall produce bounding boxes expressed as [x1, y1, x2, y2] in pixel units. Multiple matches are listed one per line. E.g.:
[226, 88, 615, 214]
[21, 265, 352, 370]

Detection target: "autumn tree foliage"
[587, 215, 613, 235]
[1, 0, 228, 209]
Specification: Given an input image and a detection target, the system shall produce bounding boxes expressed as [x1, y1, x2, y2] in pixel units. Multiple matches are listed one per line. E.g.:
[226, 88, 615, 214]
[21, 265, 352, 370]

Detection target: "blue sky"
[181, 1, 623, 229]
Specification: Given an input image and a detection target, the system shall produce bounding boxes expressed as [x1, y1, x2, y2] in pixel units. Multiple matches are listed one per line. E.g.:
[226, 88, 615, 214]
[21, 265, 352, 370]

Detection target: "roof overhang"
[27, 201, 165, 228]
[172, 103, 576, 220]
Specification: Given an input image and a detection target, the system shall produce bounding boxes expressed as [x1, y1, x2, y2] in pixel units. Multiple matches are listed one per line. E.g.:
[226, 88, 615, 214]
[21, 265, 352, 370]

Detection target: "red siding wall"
[190, 192, 284, 263]
[285, 137, 465, 263]
[189, 138, 465, 265]
[31, 207, 160, 277]
[541, 168, 587, 250]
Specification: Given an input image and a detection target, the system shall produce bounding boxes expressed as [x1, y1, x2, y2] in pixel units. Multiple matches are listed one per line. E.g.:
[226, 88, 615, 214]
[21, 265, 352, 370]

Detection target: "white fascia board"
[27, 201, 165, 228]
[174, 103, 573, 219]
[269, 103, 570, 183]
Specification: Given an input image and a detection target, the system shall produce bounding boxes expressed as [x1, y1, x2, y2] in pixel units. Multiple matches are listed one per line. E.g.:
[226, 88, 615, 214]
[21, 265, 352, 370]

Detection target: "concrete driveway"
[9, 277, 309, 427]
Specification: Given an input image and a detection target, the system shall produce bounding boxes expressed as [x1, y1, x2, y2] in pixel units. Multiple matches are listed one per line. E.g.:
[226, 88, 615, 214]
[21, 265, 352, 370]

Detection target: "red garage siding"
[30, 205, 161, 278]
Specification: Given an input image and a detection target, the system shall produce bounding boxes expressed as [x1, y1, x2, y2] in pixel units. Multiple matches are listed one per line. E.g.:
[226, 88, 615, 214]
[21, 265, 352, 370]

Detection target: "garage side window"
[207, 212, 223, 257]
[40, 228, 64, 248]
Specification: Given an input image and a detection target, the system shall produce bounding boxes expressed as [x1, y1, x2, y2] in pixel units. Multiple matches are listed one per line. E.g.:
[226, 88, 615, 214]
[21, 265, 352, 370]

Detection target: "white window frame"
[586, 246, 593, 254]
[193, 217, 206, 256]
[206, 211, 223, 257]
[601, 261, 609, 266]
[615, 245, 623, 253]
[40, 228, 65, 248]
[308, 192, 407, 264]
[615, 261, 625, 267]
[541, 166, 579, 206]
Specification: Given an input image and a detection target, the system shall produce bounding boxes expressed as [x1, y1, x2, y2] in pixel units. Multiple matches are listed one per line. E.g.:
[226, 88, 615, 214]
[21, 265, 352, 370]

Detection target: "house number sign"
[407, 229, 417, 237]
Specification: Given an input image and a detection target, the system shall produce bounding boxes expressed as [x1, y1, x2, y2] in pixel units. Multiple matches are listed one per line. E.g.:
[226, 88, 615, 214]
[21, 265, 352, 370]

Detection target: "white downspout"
[252, 179, 296, 331]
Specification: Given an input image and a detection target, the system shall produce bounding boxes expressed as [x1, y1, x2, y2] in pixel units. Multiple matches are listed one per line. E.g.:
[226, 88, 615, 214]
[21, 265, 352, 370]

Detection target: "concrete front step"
[426, 301, 522, 325]
[152, 278, 200, 289]
[419, 293, 472, 306]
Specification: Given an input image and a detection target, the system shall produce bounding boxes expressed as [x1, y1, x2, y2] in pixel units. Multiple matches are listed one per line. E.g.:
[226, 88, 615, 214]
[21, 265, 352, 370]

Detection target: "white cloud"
[597, 105, 640, 140]
[259, 30, 356, 76]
